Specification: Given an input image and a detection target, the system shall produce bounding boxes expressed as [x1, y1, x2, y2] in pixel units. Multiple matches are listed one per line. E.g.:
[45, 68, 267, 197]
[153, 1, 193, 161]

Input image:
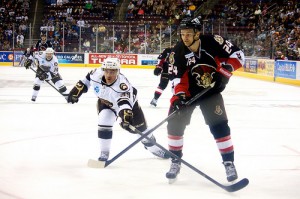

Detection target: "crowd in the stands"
[1, 0, 299, 60]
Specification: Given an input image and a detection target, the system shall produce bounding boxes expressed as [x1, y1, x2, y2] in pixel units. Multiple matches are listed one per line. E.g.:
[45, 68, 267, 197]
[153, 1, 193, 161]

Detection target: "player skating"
[67, 58, 170, 162]
[150, 47, 172, 107]
[165, 16, 245, 183]
[23, 47, 68, 101]
[35, 33, 53, 51]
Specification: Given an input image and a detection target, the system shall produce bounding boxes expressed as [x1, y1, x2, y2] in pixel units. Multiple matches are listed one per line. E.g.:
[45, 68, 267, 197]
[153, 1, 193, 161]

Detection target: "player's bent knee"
[33, 85, 40, 91]
[209, 121, 230, 139]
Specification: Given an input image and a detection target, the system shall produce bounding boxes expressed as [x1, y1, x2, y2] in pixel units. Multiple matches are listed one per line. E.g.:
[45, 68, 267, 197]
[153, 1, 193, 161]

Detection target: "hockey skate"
[31, 96, 36, 102]
[166, 162, 181, 184]
[150, 98, 157, 107]
[98, 151, 110, 162]
[142, 136, 170, 159]
[223, 161, 238, 182]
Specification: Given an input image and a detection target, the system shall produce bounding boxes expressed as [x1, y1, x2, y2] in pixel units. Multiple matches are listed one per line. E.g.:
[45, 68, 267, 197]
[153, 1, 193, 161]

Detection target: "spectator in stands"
[83, 38, 91, 52]
[137, 7, 145, 17]
[2, 40, 11, 50]
[19, 21, 27, 35]
[128, 1, 135, 11]
[16, 32, 24, 47]
[57, 0, 63, 6]
[77, 17, 85, 28]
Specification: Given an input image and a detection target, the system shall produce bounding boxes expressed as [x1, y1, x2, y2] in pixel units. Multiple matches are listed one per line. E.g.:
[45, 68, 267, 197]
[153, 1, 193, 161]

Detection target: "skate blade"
[168, 178, 177, 184]
[87, 159, 106, 168]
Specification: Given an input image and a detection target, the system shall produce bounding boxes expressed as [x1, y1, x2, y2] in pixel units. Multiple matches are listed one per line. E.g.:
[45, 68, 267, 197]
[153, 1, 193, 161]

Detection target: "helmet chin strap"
[187, 35, 200, 48]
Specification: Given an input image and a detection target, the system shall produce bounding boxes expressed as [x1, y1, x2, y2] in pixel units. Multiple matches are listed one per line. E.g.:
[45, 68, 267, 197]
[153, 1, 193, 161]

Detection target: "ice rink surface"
[0, 66, 300, 199]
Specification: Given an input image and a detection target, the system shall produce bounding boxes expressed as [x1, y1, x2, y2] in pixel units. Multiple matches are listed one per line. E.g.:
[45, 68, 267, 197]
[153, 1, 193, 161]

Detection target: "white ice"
[0, 66, 300, 199]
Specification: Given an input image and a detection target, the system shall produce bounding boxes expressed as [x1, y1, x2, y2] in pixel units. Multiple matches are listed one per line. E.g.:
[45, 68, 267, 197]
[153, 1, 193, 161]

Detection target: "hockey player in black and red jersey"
[150, 47, 172, 107]
[67, 58, 170, 162]
[35, 33, 53, 51]
[165, 17, 245, 183]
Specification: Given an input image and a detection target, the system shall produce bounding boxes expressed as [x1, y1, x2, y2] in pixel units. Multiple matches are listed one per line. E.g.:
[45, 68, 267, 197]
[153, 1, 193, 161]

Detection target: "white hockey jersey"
[82, 68, 138, 115]
[34, 51, 59, 75]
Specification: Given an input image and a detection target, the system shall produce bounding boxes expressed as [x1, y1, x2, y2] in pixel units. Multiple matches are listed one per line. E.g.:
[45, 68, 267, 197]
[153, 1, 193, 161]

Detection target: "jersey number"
[223, 41, 233, 54]
[168, 64, 178, 75]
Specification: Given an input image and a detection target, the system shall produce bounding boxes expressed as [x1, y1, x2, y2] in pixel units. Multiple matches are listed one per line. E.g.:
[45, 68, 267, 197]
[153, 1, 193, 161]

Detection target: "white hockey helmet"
[101, 58, 121, 70]
[45, 47, 55, 61]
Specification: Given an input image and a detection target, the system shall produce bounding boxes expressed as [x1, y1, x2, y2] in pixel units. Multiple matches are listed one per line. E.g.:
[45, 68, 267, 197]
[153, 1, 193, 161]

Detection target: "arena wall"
[1, 51, 300, 86]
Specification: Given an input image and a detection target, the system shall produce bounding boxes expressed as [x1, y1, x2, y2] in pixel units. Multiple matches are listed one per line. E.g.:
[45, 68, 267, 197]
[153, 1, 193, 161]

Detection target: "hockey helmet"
[45, 47, 54, 61]
[102, 58, 121, 70]
[179, 16, 202, 31]
[41, 33, 47, 43]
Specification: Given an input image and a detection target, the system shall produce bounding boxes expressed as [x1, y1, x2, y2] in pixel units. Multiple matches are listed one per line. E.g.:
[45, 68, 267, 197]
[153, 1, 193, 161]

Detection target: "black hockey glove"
[67, 81, 88, 104]
[24, 59, 32, 69]
[172, 93, 186, 112]
[153, 66, 162, 76]
[213, 64, 233, 92]
[37, 70, 49, 81]
[119, 109, 135, 133]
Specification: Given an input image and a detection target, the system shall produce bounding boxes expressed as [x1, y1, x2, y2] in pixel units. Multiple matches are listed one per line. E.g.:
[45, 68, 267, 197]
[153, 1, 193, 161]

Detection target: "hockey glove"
[213, 64, 233, 92]
[37, 70, 49, 81]
[24, 59, 32, 69]
[119, 109, 135, 133]
[172, 93, 186, 112]
[153, 66, 162, 76]
[67, 81, 88, 104]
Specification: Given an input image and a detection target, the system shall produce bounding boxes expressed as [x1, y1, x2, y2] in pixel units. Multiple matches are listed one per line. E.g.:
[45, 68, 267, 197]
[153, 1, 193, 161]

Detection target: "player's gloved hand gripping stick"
[87, 82, 215, 168]
[29, 66, 68, 98]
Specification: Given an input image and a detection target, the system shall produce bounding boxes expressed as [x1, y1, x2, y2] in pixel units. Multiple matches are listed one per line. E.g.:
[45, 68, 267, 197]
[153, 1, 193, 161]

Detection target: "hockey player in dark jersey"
[150, 47, 172, 107]
[35, 33, 53, 51]
[19, 46, 34, 68]
[165, 16, 245, 183]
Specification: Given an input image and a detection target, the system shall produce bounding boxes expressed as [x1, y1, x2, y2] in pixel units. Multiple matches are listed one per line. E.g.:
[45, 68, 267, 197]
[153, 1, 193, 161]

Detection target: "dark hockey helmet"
[179, 16, 202, 31]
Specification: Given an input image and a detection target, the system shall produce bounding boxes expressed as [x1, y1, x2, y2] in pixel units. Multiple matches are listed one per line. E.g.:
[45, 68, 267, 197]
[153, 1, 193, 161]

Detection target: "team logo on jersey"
[40, 46, 47, 51]
[169, 52, 175, 65]
[54, 62, 58, 66]
[119, 83, 128, 90]
[214, 105, 223, 115]
[214, 35, 224, 45]
[191, 64, 214, 88]
[94, 86, 100, 93]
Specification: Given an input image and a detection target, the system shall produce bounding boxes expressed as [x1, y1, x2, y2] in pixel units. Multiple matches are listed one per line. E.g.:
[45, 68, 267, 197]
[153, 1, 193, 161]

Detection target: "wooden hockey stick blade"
[87, 159, 106, 168]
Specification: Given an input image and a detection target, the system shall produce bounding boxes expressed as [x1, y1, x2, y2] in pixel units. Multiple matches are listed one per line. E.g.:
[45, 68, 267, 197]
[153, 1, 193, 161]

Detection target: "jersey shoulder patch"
[119, 83, 128, 90]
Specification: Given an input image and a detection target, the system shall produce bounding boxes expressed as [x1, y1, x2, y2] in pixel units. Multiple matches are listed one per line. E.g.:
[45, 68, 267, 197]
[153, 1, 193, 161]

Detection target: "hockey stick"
[29, 66, 68, 97]
[87, 82, 215, 168]
[129, 125, 249, 192]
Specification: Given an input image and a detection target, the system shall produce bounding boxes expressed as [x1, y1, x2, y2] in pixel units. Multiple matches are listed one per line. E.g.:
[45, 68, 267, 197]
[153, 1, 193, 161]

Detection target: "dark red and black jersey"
[35, 40, 53, 51]
[168, 34, 245, 103]
[157, 47, 172, 73]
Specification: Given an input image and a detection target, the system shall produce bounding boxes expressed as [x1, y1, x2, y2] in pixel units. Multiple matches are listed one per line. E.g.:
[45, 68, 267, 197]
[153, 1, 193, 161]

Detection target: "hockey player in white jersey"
[67, 58, 170, 161]
[24, 47, 68, 101]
